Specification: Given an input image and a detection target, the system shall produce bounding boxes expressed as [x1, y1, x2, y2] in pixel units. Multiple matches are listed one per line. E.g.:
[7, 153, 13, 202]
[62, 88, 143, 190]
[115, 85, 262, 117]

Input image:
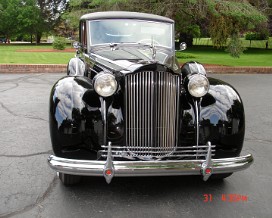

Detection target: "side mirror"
[180, 42, 187, 51]
[73, 41, 81, 49]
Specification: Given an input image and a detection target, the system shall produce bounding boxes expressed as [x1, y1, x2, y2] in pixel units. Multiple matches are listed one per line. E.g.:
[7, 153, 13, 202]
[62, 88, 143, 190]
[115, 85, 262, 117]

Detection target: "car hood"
[91, 47, 174, 73]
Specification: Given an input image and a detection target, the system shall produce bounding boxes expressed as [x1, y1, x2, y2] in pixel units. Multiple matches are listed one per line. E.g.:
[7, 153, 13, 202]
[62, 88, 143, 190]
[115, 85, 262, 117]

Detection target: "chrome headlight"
[94, 73, 117, 97]
[188, 74, 209, 98]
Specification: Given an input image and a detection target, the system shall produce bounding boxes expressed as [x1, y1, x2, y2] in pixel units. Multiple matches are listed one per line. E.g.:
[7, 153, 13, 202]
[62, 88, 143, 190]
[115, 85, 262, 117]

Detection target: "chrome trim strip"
[48, 154, 253, 177]
[195, 100, 199, 159]
[99, 143, 215, 159]
[101, 145, 216, 149]
[102, 99, 107, 145]
[99, 150, 215, 154]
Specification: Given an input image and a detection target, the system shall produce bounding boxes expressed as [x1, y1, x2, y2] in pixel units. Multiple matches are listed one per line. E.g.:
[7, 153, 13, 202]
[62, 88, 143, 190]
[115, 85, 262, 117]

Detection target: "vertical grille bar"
[125, 71, 180, 157]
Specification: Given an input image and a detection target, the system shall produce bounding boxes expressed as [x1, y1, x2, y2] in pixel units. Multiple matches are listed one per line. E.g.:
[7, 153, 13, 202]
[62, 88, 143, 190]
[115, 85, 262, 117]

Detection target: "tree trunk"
[36, 32, 42, 44]
[5, 34, 10, 44]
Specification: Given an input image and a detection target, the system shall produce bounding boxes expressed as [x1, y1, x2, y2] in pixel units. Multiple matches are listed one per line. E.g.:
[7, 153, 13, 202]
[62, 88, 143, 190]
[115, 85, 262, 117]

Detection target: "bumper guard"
[48, 142, 253, 183]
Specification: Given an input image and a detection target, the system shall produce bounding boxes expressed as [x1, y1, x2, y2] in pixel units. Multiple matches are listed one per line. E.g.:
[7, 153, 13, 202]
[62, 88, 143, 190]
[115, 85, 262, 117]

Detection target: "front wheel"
[58, 172, 82, 186]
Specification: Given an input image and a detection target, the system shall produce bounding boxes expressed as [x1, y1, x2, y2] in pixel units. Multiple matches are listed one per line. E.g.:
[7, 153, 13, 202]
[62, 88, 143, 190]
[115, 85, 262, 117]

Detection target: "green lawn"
[0, 45, 74, 64]
[193, 37, 272, 49]
[177, 46, 272, 66]
[0, 43, 272, 66]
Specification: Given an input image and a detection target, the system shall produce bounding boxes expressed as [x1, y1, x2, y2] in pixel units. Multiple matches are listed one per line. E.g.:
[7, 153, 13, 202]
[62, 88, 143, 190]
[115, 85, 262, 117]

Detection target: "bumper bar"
[48, 152, 253, 182]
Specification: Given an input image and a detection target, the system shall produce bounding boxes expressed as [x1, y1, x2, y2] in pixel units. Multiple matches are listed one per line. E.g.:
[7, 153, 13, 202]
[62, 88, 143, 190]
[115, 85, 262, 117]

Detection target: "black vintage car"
[48, 11, 253, 185]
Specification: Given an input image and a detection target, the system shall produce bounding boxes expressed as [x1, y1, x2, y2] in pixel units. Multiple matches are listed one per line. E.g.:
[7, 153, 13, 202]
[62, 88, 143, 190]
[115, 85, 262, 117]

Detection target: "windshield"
[89, 19, 173, 48]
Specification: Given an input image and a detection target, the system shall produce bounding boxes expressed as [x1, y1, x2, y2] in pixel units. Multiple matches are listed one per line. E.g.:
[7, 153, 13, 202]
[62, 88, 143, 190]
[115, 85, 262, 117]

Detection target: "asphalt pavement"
[0, 73, 271, 218]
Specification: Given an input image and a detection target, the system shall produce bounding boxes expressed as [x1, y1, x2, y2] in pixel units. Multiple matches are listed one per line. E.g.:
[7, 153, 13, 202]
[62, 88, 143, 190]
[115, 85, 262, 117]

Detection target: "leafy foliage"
[245, 31, 269, 40]
[0, 0, 67, 42]
[52, 37, 67, 50]
[207, 0, 267, 49]
[1, 0, 270, 57]
[215, 1, 267, 24]
[0, 0, 21, 38]
[209, 16, 233, 48]
[62, 0, 268, 56]
[226, 34, 246, 58]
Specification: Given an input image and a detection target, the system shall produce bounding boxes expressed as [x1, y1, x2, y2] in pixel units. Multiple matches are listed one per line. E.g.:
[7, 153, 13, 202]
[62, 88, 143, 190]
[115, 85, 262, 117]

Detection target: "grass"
[193, 37, 272, 49]
[177, 46, 272, 66]
[0, 43, 272, 66]
[0, 44, 74, 64]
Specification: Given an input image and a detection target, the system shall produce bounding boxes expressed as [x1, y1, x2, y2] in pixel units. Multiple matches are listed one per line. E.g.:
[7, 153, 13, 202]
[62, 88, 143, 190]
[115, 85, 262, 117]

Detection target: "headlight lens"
[94, 73, 117, 97]
[188, 74, 209, 98]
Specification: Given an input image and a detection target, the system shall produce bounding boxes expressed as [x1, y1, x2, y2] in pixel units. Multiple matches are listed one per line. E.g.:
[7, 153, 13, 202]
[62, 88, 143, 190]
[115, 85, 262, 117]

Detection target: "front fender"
[49, 76, 103, 159]
[180, 77, 245, 158]
[67, 57, 86, 76]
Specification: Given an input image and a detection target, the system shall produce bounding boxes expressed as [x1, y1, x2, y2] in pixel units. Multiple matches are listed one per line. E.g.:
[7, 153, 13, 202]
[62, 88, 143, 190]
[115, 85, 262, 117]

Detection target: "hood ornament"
[151, 37, 156, 60]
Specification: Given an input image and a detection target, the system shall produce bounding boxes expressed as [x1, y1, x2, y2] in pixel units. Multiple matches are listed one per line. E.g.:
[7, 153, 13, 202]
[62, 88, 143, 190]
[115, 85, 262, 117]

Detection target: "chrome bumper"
[48, 142, 253, 183]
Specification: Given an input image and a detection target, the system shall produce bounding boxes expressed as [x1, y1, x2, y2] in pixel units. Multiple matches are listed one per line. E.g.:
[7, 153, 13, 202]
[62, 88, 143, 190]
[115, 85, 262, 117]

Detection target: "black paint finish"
[50, 64, 245, 160]
[50, 15, 245, 161]
[180, 78, 245, 158]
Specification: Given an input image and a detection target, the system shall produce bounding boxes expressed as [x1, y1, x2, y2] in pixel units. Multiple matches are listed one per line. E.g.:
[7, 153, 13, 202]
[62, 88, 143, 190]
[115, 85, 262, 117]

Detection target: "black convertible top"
[80, 11, 174, 23]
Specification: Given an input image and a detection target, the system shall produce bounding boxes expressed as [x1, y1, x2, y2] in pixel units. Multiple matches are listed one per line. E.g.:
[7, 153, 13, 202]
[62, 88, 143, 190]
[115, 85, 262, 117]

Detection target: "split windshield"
[89, 19, 173, 48]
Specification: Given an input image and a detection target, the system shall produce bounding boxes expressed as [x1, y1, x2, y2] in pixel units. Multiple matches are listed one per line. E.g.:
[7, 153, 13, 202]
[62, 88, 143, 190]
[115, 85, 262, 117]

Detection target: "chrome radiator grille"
[125, 71, 180, 158]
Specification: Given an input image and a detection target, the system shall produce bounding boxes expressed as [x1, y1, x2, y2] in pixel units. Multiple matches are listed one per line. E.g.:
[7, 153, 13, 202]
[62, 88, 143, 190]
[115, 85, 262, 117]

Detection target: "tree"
[63, 0, 268, 57]
[59, 0, 93, 39]
[0, 0, 68, 43]
[36, 0, 68, 43]
[17, 0, 41, 43]
[0, 0, 21, 41]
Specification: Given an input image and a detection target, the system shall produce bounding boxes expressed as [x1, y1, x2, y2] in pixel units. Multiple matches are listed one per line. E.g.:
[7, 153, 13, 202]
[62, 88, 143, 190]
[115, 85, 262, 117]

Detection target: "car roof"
[80, 11, 174, 23]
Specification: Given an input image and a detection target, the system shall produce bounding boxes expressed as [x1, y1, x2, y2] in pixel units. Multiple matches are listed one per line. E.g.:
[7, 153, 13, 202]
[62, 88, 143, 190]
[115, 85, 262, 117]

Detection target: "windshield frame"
[87, 19, 174, 51]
